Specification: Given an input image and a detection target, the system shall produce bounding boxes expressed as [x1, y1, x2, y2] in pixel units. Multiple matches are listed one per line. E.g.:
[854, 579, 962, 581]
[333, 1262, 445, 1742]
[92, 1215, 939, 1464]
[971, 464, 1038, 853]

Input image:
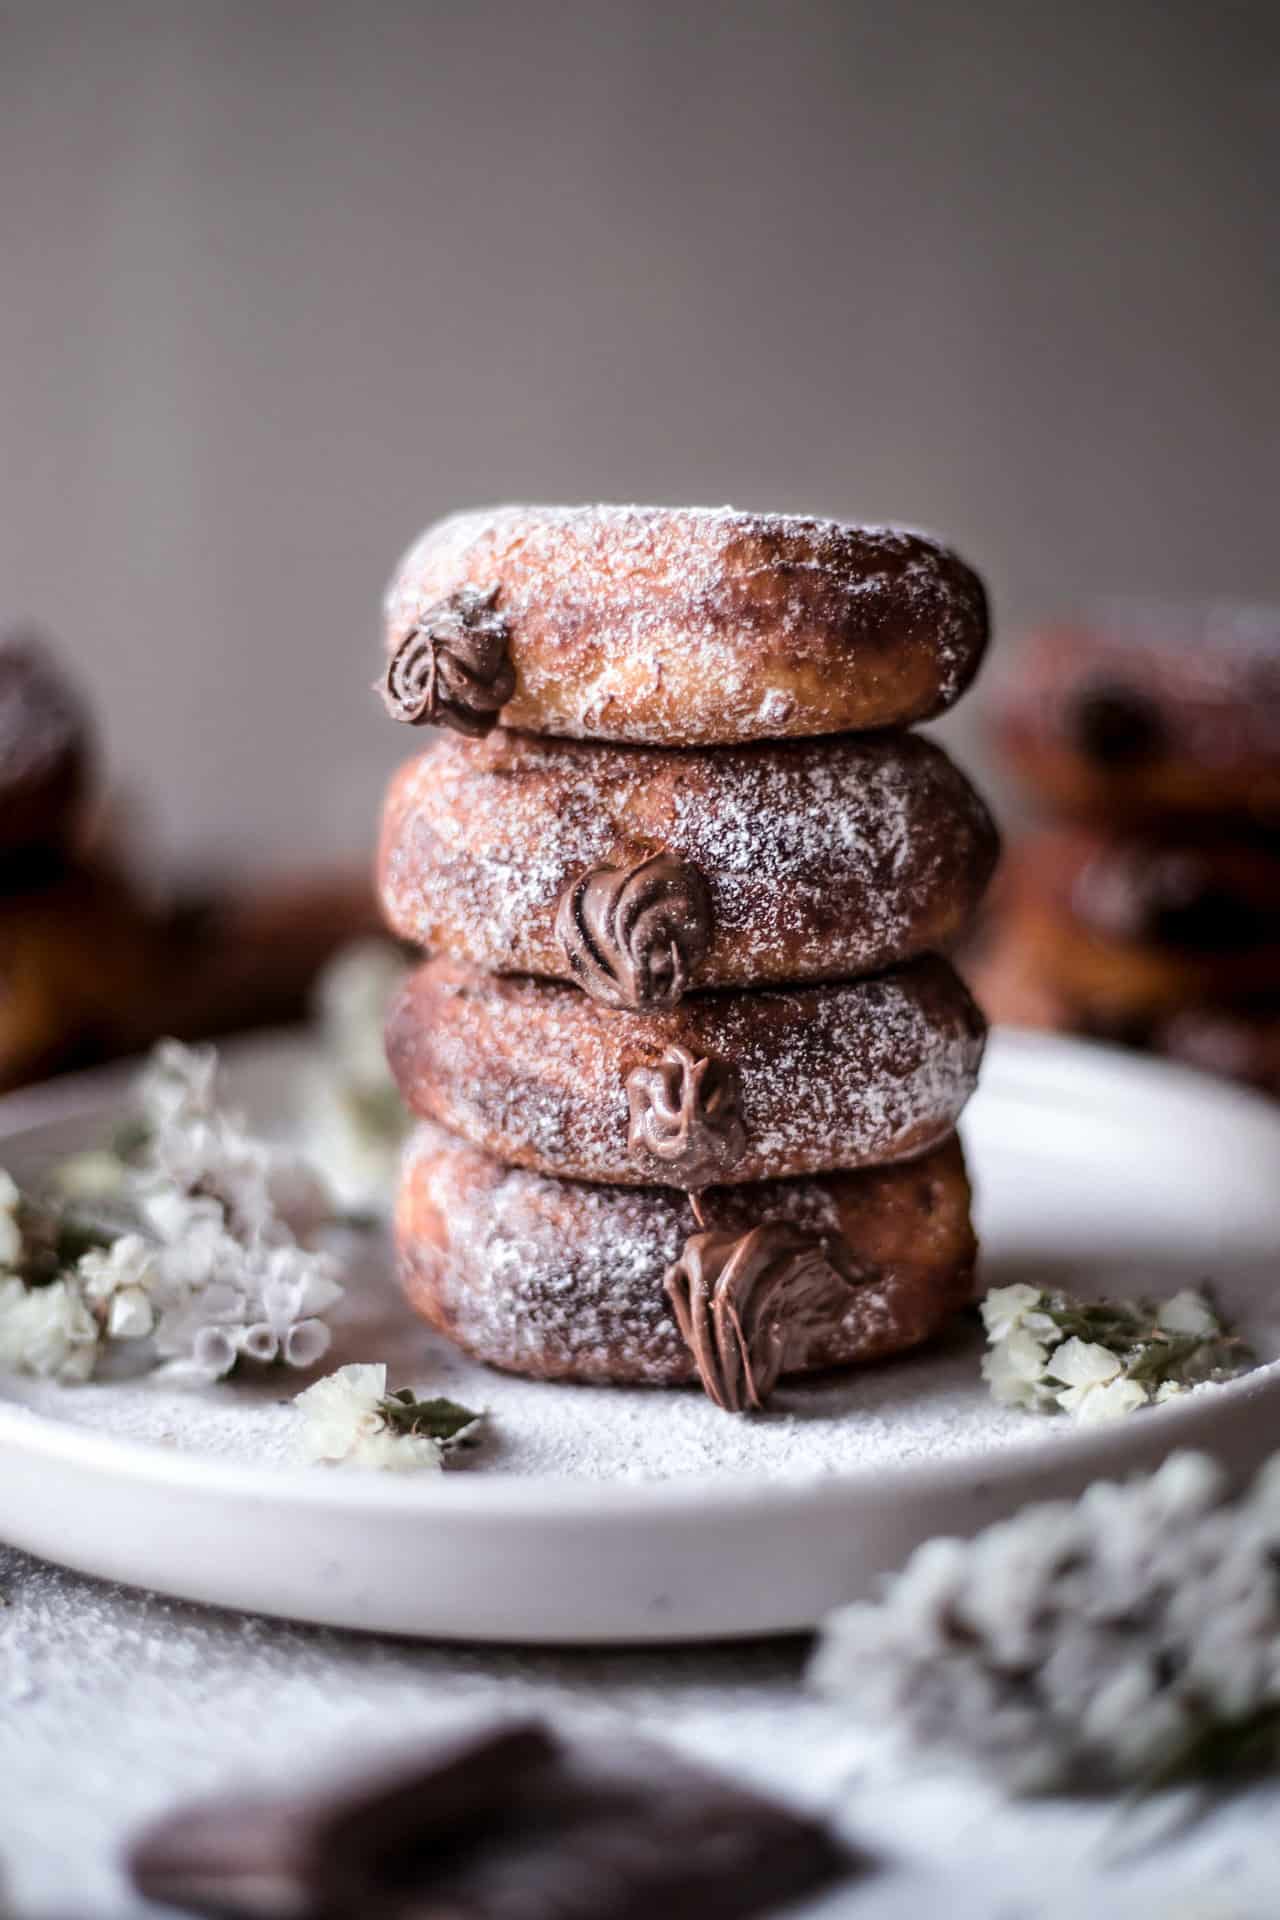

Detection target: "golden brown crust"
[396, 1121, 977, 1386]
[385, 955, 986, 1186]
[383, 506, 989, 746]
[378, 728, 999, 991]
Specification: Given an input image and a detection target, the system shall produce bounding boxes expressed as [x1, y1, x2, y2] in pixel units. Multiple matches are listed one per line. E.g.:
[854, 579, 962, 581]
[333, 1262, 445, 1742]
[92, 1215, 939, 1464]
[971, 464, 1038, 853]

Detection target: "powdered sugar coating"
[397, 1122, 975, 1385]
[379, 729, 998, 987]
[386, 957, 987, 1186]
[382, 506, 989, 746]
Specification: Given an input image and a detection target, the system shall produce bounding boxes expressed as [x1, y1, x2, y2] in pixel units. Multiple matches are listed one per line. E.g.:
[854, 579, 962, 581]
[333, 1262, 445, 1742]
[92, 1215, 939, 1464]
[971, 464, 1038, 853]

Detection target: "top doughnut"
[380, 504, 989, 746]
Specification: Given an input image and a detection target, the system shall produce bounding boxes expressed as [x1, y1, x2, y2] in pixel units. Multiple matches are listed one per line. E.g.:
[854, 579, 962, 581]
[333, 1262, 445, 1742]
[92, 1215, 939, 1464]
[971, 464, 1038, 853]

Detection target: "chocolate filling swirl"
[664, 1224, 853, 1414]
[626, 1045, 746, 1187]
[381, 586, 514, 737]
[554, 853, 711, 1010]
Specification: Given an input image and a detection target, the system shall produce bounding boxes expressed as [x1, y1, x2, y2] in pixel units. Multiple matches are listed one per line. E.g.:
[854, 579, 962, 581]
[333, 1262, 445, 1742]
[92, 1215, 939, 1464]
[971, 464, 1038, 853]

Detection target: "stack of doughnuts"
[973, 606, 1280, 1095]
[375, 506, 997, 1411]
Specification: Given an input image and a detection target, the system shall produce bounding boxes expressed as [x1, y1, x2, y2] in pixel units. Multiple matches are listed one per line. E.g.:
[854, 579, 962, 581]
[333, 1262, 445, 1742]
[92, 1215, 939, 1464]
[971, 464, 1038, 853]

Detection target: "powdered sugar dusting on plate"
[0, 1240, 1017, 1484]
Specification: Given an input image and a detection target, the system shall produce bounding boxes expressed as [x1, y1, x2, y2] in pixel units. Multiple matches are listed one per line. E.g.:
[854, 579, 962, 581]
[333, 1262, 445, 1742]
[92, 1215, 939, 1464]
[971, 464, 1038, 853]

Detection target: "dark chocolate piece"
[664, 1224, 855, 1413]
[626, 1044, 746, 1186]
[126, 1720, 852, 1920]
[381, 586, 514, 737]
[554, 851, 712, 1011]
[128, 1722, 553, 1918]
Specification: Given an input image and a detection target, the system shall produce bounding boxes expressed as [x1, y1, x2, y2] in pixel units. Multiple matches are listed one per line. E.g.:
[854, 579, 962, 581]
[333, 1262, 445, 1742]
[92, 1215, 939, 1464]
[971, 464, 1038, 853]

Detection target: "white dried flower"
[77, 1235, 161, 1341]
[237, 1244, 343, 1370]
[294, 1363, 482, 1472]
[1069, 1374, 1151, 1425]
[982, 1328, 1053, 1410]
[1050, 1337, 1125, 1415]
[314, 941, 408, 1094]
[0, 1168, 22, 1269]
[0, 1041, 347, 1386]
[1157, 1289, 1220, 1337]
[980, 1282, 1252, 1426]
[303, 941, 409, 1212]
[134, 1035, 334, 1249]
[137, 1039, 220, 1133]
[48, 1149, 129, 1204]
[0, 1275, 98, 1383]
[980, 1284, 1049, 1342]
[812, 1449, 1280, 1793]
[295, 1364, 441, 1472]
[154, 1272, 251, 1379]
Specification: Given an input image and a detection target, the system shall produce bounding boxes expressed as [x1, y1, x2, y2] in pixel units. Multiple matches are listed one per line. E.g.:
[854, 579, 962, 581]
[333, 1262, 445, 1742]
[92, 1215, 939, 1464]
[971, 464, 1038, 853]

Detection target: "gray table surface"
[2, 1543, 1278, 1920]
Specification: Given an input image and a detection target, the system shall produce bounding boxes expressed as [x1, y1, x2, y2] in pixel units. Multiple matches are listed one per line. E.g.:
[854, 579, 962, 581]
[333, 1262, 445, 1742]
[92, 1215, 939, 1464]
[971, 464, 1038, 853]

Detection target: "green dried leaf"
[376, 1392, 482, 1447]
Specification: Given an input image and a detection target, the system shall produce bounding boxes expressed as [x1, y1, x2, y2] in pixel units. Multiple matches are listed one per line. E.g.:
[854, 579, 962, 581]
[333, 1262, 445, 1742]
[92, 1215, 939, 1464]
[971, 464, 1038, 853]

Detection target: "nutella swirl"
[663, 1224, 854, 1413]
[381, 586, 514, 737]
[626, 1045, 746, 1187]
[554, 852, 711, 1010]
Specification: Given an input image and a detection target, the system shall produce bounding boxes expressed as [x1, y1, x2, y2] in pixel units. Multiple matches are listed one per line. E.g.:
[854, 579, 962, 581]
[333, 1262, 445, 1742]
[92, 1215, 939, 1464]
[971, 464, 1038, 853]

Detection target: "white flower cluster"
[302, 941, 409, 1212]
[0, 1041, 345, 1385]
[0, 1166, 98, 1383]
[295, 1363, 481, 1472]
[981, 1282, 1247, 1424]
[0, 1272, 98, 1383]
[813, 1450, 1280, 1793]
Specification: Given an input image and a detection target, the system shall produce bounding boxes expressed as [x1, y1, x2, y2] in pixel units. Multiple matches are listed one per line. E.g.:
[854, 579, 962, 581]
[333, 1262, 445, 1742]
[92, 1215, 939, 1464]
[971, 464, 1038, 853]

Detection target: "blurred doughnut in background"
[966, 603, 1280, 1097]
[0, 628, 383, 1092]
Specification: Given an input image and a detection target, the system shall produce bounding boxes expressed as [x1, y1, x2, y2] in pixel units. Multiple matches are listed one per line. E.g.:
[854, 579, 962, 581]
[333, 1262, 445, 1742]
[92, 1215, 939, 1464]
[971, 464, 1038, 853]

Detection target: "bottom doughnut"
[396, 1121, 977, 1397]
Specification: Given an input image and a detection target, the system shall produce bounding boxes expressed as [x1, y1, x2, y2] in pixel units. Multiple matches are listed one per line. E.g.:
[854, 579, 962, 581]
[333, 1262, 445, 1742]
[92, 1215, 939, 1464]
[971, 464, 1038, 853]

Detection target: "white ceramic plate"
[2, 1029, 1280, 1645]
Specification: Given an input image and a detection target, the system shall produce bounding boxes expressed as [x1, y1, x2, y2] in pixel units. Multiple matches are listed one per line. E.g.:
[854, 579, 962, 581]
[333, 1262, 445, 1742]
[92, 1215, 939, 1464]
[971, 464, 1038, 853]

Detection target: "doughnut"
[379, 505, 989, 746]
[961, 905, 1079, 1036]
[385, 955, 986, 1188]
[0, 865, 154, 1090]
[995, 830, 1280, 1025]
[378, 727, 999, 1000]
[396, 1120, 977, 1396]
[0, 633, 92, 866]
[994, 606, 1280, 825]
[149, 866, 386, 1041]
[1068, 832, 1280, 952]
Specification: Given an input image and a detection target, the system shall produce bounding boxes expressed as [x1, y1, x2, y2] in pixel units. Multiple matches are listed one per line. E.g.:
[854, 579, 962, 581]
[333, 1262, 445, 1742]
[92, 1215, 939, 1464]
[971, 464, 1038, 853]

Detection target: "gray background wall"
[2, 0, 1276, 874]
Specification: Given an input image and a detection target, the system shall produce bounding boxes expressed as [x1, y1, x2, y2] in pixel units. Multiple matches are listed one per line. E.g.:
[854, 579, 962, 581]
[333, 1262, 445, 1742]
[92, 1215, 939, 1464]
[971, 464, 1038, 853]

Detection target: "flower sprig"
[981, 1282, 1254, 1424]
[0, 1040, 349, 1386]
[294, 1364, 484, 1472]
[812, 1449, 1280, 1794]
[301, 941, 410, 1212]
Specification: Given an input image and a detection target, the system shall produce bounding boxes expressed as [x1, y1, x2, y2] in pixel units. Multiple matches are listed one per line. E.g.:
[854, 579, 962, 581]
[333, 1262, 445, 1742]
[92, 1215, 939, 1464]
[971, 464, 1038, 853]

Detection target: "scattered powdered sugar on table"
[9, 1522, 1280, 1920]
